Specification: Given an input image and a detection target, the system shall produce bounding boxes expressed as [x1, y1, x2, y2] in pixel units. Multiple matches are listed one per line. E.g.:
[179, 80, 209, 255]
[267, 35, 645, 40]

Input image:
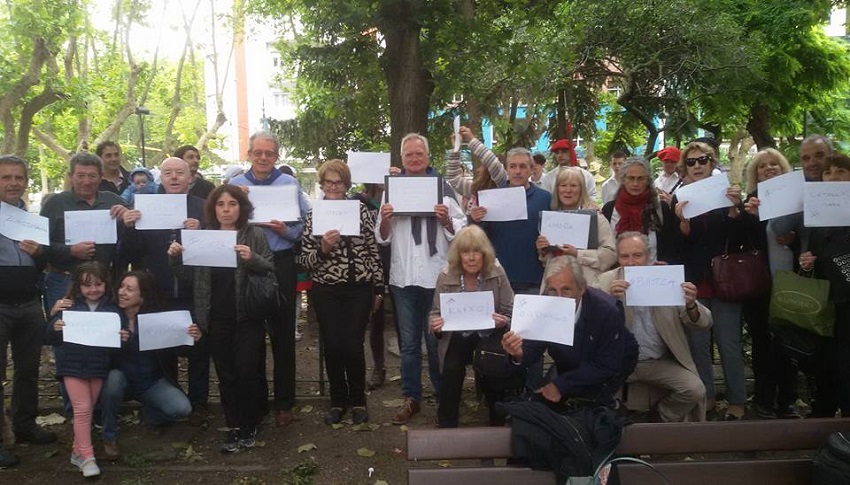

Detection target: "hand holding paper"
[439, 291, 495, 332]
[510, 294, 575, 346]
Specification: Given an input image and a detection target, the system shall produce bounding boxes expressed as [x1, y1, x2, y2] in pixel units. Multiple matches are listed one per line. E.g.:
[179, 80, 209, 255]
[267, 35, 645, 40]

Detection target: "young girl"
[48, 262, 123, 477]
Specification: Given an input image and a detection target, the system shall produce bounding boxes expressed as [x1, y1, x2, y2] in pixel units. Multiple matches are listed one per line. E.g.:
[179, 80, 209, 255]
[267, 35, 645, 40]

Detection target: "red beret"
[550, 139, 572, 152]
[656, 146, 681, 163]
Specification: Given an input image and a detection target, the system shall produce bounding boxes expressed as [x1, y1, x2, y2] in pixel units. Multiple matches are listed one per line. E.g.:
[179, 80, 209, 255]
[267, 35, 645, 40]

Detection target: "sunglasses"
[685, 155, 712, 167]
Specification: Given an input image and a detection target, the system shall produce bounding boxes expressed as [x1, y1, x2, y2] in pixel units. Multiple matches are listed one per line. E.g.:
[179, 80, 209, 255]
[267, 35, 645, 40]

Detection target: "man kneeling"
[598, 232, 710, 422]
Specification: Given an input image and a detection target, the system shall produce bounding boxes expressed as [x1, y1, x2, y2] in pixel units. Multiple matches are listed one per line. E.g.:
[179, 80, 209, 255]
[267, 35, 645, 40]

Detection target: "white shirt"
[632, 306, 667, 361]
[541, 166, 598, 203]
[654, 172, 680, 193]
[601, 176, 619, 204]
[375, 195, 466, 288]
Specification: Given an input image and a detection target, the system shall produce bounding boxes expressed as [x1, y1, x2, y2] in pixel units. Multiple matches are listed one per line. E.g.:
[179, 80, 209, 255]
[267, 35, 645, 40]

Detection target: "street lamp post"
[135, 106, 150, 167]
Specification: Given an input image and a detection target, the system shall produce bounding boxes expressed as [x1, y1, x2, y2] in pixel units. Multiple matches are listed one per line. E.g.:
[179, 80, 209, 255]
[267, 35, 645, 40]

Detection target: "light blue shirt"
[229, 171, 309, 252]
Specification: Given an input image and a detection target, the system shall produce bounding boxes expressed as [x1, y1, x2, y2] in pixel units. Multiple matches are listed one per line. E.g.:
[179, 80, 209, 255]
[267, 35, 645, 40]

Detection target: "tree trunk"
[554, 87, 568, 140]
[379, 1, 434, 168]
[746, 103, 776, 149]
[727, 128, 754, 187]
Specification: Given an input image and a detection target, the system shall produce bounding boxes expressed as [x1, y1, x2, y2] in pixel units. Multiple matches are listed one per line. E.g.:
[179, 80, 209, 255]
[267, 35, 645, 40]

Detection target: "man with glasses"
[598, 232, 710, 422]
[541, 139, 598, 203]
[501, 255, 637, 408]
[229, 131, 309, 427]
[376, 133, 466, 424]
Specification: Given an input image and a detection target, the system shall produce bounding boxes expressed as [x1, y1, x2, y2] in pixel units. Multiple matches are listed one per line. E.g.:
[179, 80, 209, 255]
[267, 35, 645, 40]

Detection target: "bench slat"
[617, 418, 850, 455]
[409, 459, 813, 485]
[619, 458, 812, 485]
[407, 418, 850, 460]
[408, 467, 553, 485]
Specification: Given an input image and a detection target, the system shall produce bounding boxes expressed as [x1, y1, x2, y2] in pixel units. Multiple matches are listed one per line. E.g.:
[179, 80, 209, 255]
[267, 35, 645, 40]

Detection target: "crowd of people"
[1, 128, 848, 477]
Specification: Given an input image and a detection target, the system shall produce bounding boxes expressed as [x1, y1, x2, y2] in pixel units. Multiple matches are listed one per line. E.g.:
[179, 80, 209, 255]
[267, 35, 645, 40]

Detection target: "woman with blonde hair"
[429, 225, 513, 427]
[741, 148, 799, 418]
[536, 167, 616, 287]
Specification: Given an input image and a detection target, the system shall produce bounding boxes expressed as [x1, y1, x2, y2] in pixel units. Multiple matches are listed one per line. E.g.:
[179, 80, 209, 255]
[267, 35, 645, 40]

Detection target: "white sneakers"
[71, 453, 101, 477]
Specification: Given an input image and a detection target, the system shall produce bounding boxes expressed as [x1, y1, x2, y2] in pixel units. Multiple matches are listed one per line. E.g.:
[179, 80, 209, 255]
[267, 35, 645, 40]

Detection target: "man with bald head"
[120, 157, 210, 426]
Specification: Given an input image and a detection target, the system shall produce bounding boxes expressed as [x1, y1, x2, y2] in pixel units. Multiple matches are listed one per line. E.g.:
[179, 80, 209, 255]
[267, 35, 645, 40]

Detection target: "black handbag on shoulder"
[242, 271, 282, 322]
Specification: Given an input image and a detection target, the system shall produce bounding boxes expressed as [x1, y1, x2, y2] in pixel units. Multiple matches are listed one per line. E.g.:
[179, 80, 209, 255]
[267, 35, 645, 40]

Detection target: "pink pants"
[63, 377, 103, 459]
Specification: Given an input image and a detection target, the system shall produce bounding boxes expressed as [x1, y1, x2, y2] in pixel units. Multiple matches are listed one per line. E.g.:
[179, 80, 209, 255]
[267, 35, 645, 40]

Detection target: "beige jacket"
[597, 267, 711, 376]
[429, 263, 514, 372]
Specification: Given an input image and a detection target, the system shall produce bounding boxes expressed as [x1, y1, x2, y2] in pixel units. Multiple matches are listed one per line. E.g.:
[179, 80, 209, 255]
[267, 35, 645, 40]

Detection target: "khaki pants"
[629, 358, 706, 422]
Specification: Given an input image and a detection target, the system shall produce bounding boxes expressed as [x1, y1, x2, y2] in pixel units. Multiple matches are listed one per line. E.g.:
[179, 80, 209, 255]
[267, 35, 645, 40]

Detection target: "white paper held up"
[539, 211, 591, 249]
[138, 311, 195, 351]
[510, 294, 575, 346]
[134, 194, 188, 230]
[757, 171, 805, 221]
[312, 199, 361, 236]
[347, 152, 391, 184]
[181, 229, 237, 268]
[62, 311, 122, 348]
[439, 291, 495, 332]
[0, 201, 50, 245]
[248, 185, 301, 223]
[803, 181, 850, 227]
[675, 174, 732, 220]
[478, 186, 528, 222]
[65, 210, 117, 244]
[624, 265, 686, 307]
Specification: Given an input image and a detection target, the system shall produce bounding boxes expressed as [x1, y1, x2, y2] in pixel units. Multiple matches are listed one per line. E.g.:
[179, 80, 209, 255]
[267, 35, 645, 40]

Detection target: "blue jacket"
[481, 183, 552, 286]
[47, 298, 119, 379]
[521, 287, 638, 398]
[118, 194, 207, 300]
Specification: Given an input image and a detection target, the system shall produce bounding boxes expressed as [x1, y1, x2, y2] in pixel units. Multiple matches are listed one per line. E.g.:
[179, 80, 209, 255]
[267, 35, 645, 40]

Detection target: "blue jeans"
[687, 298, 746, 405]
[390, 285, 440, 402]
[100, 369, 192, 441]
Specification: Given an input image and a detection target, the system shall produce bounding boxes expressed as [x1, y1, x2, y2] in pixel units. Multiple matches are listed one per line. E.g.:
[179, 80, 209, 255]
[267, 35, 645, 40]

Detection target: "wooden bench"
[407, 418, 850, 484]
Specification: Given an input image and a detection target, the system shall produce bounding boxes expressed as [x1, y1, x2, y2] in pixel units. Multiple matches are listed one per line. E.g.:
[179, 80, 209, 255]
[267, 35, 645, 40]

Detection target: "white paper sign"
[624, 265, 686, 307]
[312, 199, 361, 236]
[134, 194, 188, 230]
[181, 229, 237, 268]
[347, 152, 391, 184]
[804, 181, 850, 227]
[675, 174, 732, 220]
[453, 116, 461, 152]
[248, 185, 301, 223]
[478, 186, 528, 222]
[62, 311, 122, 348]
[439, 291, 495, 332]
[385, 176, 440, 214]
[540, 211, 591, 249]
[510, 294, 576, 346]
[64, 210, 117, 244]
[0, 201, 50, 245]
[757, 171, 805, 221]
[137, 311, 194, 351]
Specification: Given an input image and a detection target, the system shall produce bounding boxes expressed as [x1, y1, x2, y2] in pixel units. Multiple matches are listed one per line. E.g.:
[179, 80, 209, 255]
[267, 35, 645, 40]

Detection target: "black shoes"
[324, 407, 345, 425]
[238, 427, 257, 449]
[352, 406, 369, 425]
[14, 425, 57, 445]
[221, 429, 239, 453]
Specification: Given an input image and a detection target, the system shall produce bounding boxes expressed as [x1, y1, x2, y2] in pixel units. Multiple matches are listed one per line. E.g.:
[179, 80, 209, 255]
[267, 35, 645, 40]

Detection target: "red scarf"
[615, 187, 650, 234]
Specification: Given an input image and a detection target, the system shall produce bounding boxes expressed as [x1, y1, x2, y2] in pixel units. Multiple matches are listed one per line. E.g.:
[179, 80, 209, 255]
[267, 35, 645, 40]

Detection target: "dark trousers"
[266, 251, 297, 411]
[438, 332, 478, 428]
[312, 283, 371, 407]
[162, 298, 210, 406]
[812, 302, 850, 417]
[208, 316, 265, 429]
[0, 299, 44, 435]
[743, 296, 798, 408]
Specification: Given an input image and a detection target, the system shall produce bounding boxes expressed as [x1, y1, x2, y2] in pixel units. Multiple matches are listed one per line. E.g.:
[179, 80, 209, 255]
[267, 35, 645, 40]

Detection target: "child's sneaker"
[71, 453, 101, 477]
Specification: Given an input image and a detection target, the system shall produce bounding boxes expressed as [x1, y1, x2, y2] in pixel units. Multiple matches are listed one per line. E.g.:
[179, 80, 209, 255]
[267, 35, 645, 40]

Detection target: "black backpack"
[813, 432, 850, 485]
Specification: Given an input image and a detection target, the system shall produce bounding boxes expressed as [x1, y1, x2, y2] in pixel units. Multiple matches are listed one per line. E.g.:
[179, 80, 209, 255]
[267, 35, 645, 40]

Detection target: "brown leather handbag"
[711, 237, 771, 302]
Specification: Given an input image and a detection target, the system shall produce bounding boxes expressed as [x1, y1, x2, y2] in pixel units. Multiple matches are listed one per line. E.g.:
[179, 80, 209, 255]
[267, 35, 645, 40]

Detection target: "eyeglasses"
[685, 155, 712, 167]
[250, 149, 278, 159]
[322, 180, 345, 188]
